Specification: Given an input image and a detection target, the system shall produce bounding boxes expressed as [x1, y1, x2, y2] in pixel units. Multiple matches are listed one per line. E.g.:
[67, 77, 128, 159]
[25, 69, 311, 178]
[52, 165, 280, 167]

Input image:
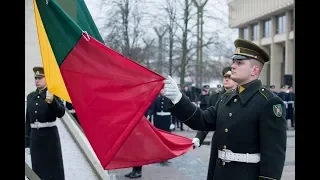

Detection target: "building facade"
[227, 0, 294, 90]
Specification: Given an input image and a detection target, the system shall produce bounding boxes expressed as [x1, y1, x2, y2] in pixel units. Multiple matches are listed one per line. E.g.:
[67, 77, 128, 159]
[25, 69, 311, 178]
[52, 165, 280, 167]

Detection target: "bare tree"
[97, 0, 237, 85]
[192, 0, 208, 87]
[100, 0, 144, 60]
[178, 0, 195, 87]
[154, 27, 168, 75]
[162, 0, 179, 76]
[142, 38, 155, 69]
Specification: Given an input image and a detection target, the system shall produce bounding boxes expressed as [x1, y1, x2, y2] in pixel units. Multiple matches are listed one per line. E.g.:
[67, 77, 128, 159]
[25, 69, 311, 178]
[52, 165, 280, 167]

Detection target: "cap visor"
[231, 54, 250, 60]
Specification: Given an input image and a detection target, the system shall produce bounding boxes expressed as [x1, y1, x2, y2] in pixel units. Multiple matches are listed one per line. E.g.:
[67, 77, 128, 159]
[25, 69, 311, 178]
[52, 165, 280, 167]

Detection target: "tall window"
[263, 19, 272, 37]
[277, 15, 286, 33]
[252, 24, 259, 40]
[243, 27, 248, 40]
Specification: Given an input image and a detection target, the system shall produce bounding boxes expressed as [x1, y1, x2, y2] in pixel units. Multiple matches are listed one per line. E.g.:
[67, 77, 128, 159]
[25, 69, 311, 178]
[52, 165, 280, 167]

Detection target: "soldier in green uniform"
[163, 39, 287, 180]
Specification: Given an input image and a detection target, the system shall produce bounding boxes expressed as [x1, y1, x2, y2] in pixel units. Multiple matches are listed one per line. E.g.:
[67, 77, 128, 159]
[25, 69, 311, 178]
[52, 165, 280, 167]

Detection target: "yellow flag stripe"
[32, 0, 71, 103]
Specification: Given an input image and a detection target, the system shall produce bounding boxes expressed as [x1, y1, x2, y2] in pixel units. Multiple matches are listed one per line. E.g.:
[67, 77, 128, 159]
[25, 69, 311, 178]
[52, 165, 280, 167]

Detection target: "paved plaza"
[108, 128, 295, 180]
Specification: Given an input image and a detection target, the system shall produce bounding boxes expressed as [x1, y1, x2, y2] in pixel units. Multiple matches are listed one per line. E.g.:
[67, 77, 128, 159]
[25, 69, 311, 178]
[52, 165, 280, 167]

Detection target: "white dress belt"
[287, 101, 295, 108]
[68, 109, 76, 114]
[30, 121, 56, 129]
[156, 111, 171, 116]
[218, 149, 260, 163]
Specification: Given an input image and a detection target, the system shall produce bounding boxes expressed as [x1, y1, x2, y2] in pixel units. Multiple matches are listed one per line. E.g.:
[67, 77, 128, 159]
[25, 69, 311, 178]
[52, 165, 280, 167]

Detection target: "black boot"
[124, 171, 134, 177]
[129, 171, 142, 178]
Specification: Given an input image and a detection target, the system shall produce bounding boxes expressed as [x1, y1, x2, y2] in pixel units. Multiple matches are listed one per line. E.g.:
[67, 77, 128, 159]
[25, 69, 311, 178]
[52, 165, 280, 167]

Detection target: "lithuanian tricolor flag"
[33, 0, 193, 170]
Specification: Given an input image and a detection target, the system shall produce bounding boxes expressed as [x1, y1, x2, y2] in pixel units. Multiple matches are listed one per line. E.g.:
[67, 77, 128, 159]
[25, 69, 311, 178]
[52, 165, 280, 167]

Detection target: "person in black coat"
[192, 66, 237, 180]
[269, 85, 278, 96]
[25, 67, 66, 180]
[149, 89, 174, 133]
[286, 86, 295, 128]
[163, 39, 287, 180]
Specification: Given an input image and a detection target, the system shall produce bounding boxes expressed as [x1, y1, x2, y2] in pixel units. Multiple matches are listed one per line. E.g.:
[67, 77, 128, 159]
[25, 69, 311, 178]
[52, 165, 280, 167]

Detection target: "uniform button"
[161, 106, 163, 108]
[261, 88, 264, 91]
[229, 113, 232, 117]
[161, 102, 164, 104]
[37, 96, 40, 98]
[225, 128, 228, 132]
[35, 111, 37, 113]
[36, 103, 38, 105]
[223, 145, 227, 149]
[222, 162, 225, 166]
[234, 99, 237, 102]
[35, 119, 38, 121]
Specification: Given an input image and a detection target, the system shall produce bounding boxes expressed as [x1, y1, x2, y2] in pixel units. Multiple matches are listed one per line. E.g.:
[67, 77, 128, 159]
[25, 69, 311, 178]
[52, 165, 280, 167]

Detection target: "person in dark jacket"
[192, 66, 237, 180]
[25, 67, 66, 180]
[198, 88, 210, 110]
[269, 85, 278, 96]
[163, 39, 287, 180]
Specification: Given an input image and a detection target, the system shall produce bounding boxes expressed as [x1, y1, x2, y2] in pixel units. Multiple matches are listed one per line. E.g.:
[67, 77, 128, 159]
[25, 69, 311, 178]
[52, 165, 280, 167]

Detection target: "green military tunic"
[169, 79, 287, 180]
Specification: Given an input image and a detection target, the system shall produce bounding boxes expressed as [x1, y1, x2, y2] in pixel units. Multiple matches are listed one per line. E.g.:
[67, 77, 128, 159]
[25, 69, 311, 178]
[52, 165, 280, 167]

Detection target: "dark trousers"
[133, 166, 142, 172]
[177, 120, 184, 130]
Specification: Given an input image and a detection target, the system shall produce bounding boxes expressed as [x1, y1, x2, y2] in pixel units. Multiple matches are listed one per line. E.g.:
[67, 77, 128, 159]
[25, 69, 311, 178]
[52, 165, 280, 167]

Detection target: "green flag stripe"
[55, 0, 105, 44]
[36, 0, 82, 65]
[77, 0, 105, 43]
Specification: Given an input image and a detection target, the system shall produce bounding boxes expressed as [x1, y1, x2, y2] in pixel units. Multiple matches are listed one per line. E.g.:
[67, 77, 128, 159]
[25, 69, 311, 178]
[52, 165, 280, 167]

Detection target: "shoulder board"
[223, 89, 233, 95]
[27, 91, 35, 97]
[258, 87, 275, 101]
[219, 89, 234, 101]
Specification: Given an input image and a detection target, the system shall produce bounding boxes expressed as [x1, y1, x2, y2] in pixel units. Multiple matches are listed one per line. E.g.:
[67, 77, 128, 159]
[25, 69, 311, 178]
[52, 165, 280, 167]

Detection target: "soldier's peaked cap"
[33, 66, 45, 77]
[222, 66, 232, 77]
[232, 39, 270, 64]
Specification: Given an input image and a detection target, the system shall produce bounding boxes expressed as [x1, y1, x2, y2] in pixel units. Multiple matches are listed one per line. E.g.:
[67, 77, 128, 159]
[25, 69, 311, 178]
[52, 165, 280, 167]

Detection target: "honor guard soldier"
[286, 86, 295, 129]
[269, 85, 278, 96]
[192, 66, 238, 180]
[149, 89, 175, 165]
[163, 39, 287, 180]
[25, 67, 66, 180]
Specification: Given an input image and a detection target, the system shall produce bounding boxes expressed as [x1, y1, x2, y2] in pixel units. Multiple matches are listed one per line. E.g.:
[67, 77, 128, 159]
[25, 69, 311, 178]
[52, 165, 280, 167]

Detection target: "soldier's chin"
[230, 75, 239, 83]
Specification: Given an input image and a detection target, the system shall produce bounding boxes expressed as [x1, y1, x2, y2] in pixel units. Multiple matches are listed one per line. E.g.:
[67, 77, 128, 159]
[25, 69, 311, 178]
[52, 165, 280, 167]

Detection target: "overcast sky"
[84, 0, 238, 49]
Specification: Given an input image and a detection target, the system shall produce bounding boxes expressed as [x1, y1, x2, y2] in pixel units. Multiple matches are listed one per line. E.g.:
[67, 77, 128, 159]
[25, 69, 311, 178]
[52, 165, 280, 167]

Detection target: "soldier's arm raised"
[164, 76, 217, 131]
[259, 97, 287, 180]
[49, 96, 66, 118]
[168, 93, 217, 131]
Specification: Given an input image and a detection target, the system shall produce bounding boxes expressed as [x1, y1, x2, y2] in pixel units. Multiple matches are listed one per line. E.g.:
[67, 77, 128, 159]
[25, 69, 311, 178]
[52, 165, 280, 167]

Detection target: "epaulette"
[27, 91, 35, 97]
[223, 89, 232, 95]
[219, 89, 235, 101]
[258, 87, 275, 101]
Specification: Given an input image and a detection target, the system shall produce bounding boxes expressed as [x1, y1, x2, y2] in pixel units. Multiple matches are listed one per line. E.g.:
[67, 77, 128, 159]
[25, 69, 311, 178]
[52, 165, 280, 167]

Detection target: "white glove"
[163, 76, 182, 104]
[169, 123, 175, 130]
[69, 109, 76, 114]
[192, 138, 200, 148]
[46, 91, 54, 104]
[25, 148, 30, 154]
